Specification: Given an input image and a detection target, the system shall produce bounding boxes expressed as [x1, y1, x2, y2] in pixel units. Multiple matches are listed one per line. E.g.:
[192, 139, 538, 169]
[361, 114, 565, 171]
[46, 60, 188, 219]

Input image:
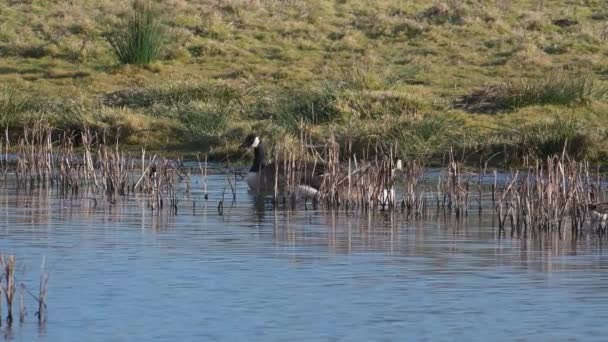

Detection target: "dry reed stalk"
[204, 155, 208, 200]
[185, 168, 191, 196]
[82, 128, 99, 193]
[225, 168, 237, 202]
[3, 128, 8, 181]
[134, 155, 157, 192]
[494, 155, 593, 234]
[440, 150, 470, 218]
[401, 159, 427, 218]
[320, 134, 341, 207]
[1, 255, 16, 324]
[19, 284, 25, 323]
[36, 257, 49, 324]
[282, 147, 288, 204]
[274, 144, 279, 204]
[196, 154, 208, 200]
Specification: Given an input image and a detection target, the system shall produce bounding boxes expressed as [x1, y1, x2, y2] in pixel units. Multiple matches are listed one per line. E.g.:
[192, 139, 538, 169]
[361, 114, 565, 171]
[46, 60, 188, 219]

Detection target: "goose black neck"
[250, 143, 265, 172]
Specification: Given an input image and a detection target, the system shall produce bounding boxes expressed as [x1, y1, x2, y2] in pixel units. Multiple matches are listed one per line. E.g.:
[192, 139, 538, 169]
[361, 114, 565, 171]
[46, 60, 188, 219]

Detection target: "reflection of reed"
[259, 208, 603, 273]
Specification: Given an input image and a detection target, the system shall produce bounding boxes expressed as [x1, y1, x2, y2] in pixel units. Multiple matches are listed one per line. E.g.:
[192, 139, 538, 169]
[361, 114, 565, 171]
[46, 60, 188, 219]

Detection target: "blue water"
[0, 173, 607, 341]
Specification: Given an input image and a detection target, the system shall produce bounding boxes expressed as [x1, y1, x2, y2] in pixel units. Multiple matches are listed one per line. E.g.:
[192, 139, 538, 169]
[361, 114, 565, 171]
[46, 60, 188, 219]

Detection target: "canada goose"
[240, 134, 404, 203]
[239, 134, 325, 197]
[588, 203, 608, 222]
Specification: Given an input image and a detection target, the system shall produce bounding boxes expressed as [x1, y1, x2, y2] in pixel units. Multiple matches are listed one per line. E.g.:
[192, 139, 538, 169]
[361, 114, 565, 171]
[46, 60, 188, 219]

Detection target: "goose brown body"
[240, 134, 326, 196]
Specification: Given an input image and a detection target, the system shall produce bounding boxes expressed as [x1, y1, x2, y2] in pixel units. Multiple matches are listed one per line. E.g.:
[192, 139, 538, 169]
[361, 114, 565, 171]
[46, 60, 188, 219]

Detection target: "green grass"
[0, 0, 607, 164]
[102, 81, 246, 108]
[0, 86, 40, 128]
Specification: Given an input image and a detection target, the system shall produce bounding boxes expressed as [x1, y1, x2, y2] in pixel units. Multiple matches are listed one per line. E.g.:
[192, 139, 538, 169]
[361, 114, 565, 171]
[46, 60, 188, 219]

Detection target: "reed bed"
[0, 124, 606, 234]
[399, 159, 427, 218]
[3, 125, 184, 215]
[494, 156, 595, 235]
[253, 133, 606, 236]
[439, 152, 470, 218]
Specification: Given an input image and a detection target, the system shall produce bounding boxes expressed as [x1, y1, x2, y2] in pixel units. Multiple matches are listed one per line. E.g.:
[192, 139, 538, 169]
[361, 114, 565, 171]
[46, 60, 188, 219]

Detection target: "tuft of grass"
[498, 117, 592, 159]
[591, 12, 608, 21]
[390, 114, 465, 158]
[272, 85, 342, 130]
[0, 87, 35, 124]
[105, 0, 167, 65]
[335, 65, 408, 91]
[338, 90, 425, 119]
[0, 86, 46, 130]
[417, 2, 467, 25]
[457, 71, 608, 113]
[154, 101, 230, 148]
[171, 102, 229, 135]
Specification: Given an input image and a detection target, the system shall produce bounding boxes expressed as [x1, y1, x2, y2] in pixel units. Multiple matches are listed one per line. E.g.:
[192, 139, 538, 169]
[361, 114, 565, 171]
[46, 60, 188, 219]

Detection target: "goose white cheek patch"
[251, 137, 260, 148]
[395, 159, 403, 171]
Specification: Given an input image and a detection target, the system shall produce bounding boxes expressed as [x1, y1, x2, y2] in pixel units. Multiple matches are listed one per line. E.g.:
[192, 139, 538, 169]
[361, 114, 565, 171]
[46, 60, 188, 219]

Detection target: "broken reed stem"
[274, 144, 279, 204]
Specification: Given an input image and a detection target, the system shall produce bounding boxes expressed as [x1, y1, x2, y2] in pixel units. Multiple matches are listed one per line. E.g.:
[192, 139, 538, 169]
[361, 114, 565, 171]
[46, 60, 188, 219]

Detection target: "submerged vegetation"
[0, 0, 606, 164]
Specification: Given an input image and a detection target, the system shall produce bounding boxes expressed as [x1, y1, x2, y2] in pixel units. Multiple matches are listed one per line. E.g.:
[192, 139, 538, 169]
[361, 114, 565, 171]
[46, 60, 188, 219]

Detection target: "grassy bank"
[0, 0, 607, 165]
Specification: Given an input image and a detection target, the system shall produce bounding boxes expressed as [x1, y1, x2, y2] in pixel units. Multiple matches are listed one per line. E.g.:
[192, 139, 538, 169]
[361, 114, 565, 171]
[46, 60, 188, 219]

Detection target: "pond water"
[0, 169, 607, 341]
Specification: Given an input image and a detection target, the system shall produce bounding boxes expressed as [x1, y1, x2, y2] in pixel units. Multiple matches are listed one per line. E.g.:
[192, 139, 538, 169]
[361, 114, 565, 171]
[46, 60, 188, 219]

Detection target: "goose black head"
[240, 134, 261, 149]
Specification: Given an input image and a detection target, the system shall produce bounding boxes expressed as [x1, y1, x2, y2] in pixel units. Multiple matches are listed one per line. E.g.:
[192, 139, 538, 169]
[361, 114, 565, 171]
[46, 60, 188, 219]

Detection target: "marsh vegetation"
[0, 123, 605, 239]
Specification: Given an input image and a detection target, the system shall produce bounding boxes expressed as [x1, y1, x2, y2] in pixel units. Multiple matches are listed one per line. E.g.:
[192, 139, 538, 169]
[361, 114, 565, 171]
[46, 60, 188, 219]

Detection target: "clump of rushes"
[390, 114, 465, 159]
[507, 118, 592, 159]
[458, 71, 608, 113]
[0, 86, 41, 130]
[171, 102, 229, 138]
[273, 85, 341, 131]
[105, 0, 167, 65]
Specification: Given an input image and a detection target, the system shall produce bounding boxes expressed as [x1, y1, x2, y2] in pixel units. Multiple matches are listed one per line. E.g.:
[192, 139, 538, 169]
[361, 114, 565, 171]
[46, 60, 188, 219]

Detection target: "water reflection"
[0, 173, 606, 341]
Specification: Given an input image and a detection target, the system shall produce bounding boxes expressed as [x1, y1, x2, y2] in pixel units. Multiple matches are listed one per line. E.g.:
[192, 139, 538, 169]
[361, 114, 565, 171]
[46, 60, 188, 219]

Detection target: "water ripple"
[0, 175, 606, 341]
